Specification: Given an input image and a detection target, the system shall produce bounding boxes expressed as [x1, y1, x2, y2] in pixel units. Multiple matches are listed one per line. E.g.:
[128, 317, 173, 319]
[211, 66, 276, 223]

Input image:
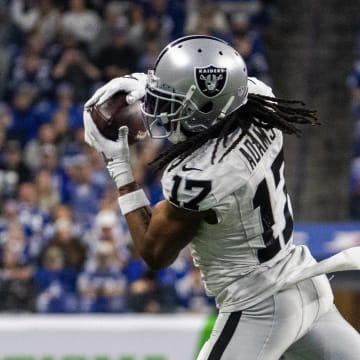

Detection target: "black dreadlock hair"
[149, 93, 319, 172]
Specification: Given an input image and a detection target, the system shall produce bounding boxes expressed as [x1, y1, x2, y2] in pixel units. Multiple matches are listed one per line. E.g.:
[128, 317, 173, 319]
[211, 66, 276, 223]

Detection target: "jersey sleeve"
[161, 168, 217, 211]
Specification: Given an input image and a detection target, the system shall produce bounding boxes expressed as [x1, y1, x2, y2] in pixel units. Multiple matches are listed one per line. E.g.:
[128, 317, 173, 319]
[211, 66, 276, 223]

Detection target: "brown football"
[88, 91, 147, 145]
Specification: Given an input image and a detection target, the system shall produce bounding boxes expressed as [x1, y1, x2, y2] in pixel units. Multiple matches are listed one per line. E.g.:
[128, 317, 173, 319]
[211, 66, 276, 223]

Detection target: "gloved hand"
[84, 72, 147, 108]
[83, 110, 133, 188]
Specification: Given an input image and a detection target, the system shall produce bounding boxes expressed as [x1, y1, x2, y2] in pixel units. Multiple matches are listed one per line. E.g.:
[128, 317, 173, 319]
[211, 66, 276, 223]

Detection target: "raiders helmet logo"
[195, 65, 227, 97]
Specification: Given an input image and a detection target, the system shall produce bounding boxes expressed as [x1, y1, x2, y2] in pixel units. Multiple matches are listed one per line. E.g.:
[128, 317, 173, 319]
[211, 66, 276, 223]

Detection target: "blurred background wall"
[267, 0, 359, 222]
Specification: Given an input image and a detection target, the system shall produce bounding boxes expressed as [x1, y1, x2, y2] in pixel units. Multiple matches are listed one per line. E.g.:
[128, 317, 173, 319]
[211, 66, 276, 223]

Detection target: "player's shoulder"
[248, 77, 275, 98]
[161, 139, 250, 211]
[161, 164, 214, 212]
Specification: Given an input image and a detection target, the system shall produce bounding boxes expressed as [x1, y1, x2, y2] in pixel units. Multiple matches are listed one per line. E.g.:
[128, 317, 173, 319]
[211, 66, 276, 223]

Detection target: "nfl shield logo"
[195, 65, 227, 97]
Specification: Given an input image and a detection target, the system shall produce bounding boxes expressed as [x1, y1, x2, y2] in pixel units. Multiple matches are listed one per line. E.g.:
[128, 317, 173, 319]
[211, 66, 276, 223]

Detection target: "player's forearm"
[124, 205, 152, 244]
[118, 182, 199, 270]
[118, 184, 180, 269]
[118, 182, 154, 262]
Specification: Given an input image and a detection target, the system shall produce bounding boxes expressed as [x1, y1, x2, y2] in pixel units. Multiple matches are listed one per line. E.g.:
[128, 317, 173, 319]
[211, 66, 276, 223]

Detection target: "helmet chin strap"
[168, 121, 187, 144]
[218, 95, 235, 120]
[157, 112, 187, 144]
[167, 85, 197, 144]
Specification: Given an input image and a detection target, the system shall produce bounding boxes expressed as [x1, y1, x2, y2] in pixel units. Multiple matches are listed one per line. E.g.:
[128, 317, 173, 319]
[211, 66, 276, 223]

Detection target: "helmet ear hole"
[200, 101, 213, 113]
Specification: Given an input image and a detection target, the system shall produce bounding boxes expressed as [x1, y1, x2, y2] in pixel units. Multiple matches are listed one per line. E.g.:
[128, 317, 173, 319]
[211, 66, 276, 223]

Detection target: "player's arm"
[83, 76, 206, 270]
[118, 182, 206, 269]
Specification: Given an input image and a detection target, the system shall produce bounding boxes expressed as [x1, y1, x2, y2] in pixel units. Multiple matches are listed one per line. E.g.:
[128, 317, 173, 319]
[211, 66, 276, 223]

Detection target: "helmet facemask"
[141, 71, 198, 143]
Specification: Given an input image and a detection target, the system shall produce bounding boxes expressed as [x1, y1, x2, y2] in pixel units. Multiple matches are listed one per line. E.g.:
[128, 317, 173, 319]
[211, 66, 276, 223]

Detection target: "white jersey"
[161, 119, 314, 310]
[161, 78, 359, 311]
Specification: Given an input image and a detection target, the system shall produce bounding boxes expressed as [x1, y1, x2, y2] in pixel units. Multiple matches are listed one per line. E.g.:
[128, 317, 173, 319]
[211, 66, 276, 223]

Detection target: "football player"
[84, 35, 360, 359]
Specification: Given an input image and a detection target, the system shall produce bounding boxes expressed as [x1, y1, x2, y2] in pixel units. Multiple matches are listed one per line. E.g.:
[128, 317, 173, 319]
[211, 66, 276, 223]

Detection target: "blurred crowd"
[348, 23, 360, 220]
[0, 0, 275, 313]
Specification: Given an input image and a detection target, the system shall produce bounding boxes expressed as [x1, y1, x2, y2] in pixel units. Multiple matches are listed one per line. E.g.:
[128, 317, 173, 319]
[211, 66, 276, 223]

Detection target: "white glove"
[85, 72, 147, 108]
[83, 110, 134, 188]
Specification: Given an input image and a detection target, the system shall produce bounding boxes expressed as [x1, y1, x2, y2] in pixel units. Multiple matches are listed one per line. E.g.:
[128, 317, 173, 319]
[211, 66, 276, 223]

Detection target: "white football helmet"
[141, 35, 248, 143]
